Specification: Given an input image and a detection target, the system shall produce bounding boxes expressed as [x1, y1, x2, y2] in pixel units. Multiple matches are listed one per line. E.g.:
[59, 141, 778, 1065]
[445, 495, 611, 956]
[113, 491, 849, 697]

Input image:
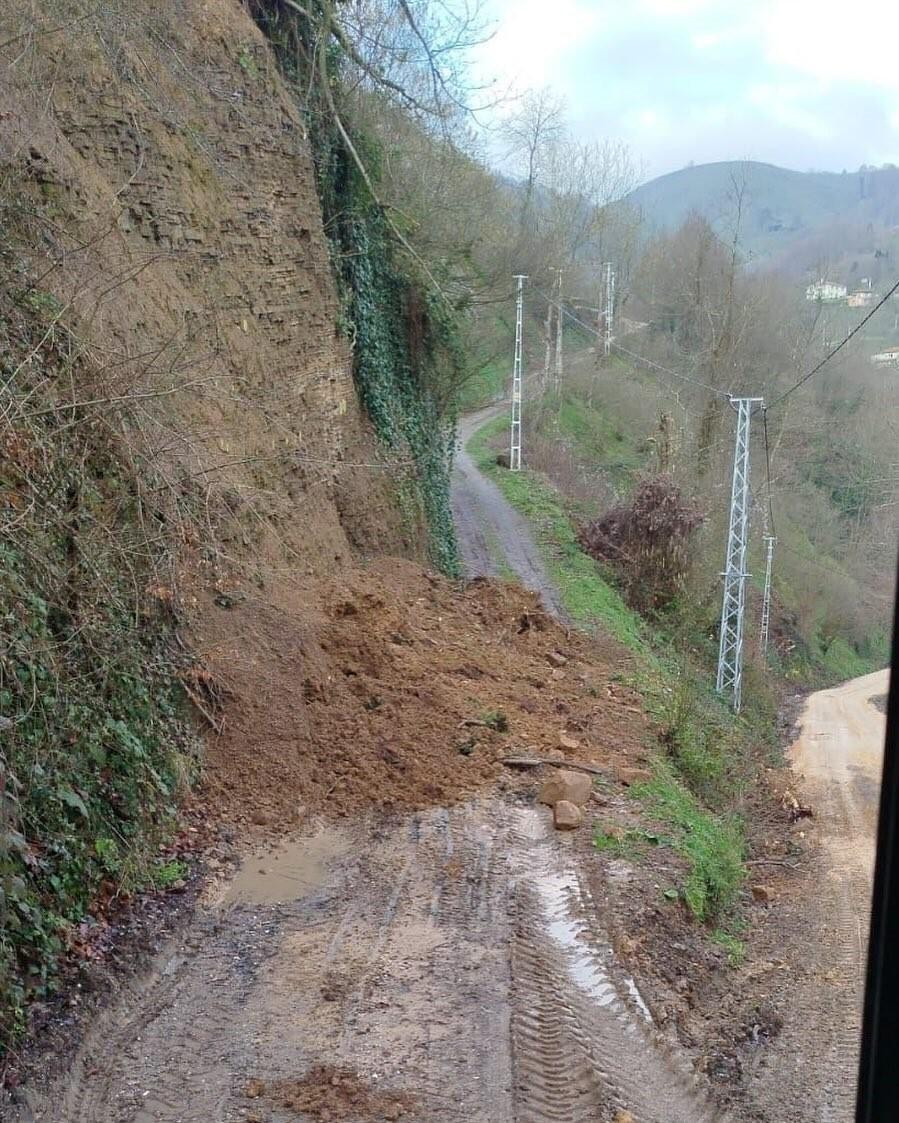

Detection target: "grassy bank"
[467, 414, 768, 932]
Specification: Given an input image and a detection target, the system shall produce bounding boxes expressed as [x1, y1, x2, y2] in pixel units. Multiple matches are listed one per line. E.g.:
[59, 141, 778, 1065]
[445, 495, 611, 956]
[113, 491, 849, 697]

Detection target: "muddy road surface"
[8, 409, 729, 1122]
[452, 405, 567, 620]
[740, 668, 888, 1123]
[15, 804, 723, 1123]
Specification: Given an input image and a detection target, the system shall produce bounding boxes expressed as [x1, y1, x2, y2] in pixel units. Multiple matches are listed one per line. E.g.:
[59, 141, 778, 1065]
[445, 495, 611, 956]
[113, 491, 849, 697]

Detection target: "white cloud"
[471, 0, 605, 96]
[637, 0, 720, 15]
[471, 0, 899, 173]
[760, 0, 899, 89]
[636, 108, 664, 130]
[748, 81, 834, 141]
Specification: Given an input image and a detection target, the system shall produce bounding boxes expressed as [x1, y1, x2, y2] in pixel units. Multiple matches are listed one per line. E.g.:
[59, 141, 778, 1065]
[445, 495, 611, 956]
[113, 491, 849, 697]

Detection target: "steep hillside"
[0, 0, 458, 1049]
[629, 160, 899, 261]
[1, 0, 421, 568]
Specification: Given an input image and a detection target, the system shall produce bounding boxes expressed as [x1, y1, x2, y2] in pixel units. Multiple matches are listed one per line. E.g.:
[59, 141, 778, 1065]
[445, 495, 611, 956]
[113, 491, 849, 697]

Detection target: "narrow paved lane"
[452, 404, 567, 619]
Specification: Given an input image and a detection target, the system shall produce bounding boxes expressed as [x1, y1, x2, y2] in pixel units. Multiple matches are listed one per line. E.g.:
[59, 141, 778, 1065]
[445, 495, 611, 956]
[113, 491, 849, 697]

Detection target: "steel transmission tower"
[510, 274, 527, 471]
[716, 396, 764, 712]
[759, 534, 776, 655]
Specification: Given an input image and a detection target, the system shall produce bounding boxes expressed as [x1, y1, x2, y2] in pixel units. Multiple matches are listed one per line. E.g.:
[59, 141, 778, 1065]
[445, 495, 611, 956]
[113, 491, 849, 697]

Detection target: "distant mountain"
[627, 161, 899, 265]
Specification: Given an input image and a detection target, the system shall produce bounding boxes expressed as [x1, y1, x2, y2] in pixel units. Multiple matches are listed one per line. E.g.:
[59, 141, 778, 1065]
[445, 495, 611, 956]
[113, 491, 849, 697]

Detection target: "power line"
[768, 277, 899, 410]
[533, 287, 729, 398]
[611, 341, 729, 398]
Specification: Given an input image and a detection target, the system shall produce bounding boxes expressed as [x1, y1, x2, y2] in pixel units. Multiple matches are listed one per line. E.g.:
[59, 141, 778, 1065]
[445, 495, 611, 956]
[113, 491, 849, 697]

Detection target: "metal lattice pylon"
[510, 274, 527, 471]
[759, 534, 776, 656]
[716, 396, 764, 712]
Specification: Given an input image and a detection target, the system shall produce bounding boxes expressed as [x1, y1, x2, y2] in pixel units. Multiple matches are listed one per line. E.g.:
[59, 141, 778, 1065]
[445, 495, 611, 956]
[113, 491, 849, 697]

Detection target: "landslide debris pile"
[0, 0, 447, 1051]
[196, 560, 647, 825]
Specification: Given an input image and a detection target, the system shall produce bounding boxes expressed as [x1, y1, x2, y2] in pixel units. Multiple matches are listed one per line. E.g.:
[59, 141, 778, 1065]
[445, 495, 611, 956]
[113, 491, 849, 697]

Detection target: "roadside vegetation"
[0, 246, 201, 1047]
[468, 413, 766, 934]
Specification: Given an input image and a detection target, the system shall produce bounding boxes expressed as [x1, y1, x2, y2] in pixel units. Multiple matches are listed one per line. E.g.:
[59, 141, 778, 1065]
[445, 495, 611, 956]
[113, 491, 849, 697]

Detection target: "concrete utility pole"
[602, 262, 615, 357]
[553, 269, 563, 391]
[543, 295, 553, 388]
[716, 396, 764, 713]
[510, 274, 527, 471]
[759, 534, 776, 656]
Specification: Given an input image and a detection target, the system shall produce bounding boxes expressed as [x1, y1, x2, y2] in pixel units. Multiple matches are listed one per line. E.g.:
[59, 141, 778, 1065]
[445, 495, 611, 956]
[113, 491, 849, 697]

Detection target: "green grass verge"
[633, 761, 746, 923]
[554, 393, 645, 483]
[467, 414, 753, 929]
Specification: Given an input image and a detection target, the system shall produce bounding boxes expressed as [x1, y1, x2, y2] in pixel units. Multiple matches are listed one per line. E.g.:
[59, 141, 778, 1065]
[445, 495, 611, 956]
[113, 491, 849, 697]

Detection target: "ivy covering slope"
[253, 2, 464, 575]
[0, 249, 199, 1050]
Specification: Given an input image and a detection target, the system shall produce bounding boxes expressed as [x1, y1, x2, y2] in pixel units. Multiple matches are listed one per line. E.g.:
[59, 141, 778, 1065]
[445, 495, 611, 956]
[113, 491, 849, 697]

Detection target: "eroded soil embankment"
[1, 560, 655, 1105]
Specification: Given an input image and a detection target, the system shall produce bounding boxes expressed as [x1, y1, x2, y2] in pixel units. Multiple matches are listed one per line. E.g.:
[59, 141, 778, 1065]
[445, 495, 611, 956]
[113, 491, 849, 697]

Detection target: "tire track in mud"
[506, 812, 725, 1123]
[21, 803, 728, 1123]
[54, 908, 285, 1123]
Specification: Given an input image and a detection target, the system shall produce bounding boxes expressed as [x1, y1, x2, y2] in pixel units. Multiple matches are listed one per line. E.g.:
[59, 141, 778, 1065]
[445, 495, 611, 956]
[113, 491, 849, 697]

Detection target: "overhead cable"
[768, 277, 899, 409]
[533, 286, 730, 398]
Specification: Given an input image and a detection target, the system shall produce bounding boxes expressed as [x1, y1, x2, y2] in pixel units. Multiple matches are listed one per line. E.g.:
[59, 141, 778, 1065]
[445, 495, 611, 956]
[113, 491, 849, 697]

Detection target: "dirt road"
[452, 404, 567, 619]
[741, 668, 889, 1123]
[7, 411, 730, 1122]
[15, 412, 885, 1123]
[16, 804, 723, 1123]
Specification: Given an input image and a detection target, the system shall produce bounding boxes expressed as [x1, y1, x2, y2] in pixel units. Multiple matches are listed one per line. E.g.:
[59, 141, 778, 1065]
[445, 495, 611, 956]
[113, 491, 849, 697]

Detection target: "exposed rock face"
[0, 0, 414, 574]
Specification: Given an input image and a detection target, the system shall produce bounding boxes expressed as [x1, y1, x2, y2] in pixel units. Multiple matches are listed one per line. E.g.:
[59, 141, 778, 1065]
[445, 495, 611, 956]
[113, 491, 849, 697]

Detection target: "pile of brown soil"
[191, 559, 648, 827]
[250, 1065, 414, 1121]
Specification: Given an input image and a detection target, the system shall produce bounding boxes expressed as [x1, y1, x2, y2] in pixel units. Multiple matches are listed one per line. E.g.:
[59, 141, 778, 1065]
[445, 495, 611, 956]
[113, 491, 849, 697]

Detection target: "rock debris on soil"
[248, 1065, 414, 1121]
[195, 559, 646, 829]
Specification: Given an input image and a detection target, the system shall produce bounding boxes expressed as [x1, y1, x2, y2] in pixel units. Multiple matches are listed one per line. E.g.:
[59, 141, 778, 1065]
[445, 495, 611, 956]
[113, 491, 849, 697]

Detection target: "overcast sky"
[471, 0, 899, 181]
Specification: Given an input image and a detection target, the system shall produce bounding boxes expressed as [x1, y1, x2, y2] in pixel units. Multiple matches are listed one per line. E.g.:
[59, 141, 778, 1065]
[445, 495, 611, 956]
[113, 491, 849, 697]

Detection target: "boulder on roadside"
[546, 650, 568, 668]
[617, 766, 651, 787]
[538, 769, 593, 808]
[553, 800, 583, 830]
[558, 731, 580, 751]
[751, 884, 774, 903]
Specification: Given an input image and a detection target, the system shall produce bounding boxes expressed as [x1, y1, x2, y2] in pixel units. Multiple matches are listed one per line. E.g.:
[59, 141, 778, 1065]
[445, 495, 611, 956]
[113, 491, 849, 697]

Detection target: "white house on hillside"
[871, 347, 899, 367]
[806, 280, 848, 302]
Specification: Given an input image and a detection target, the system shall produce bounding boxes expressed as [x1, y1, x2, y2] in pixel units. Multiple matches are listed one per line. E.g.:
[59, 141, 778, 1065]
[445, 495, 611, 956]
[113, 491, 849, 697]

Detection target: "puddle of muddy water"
[531, 869, 653, 1023]
[225, 827, 349, 906]
[512, 807, 653, 1025]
